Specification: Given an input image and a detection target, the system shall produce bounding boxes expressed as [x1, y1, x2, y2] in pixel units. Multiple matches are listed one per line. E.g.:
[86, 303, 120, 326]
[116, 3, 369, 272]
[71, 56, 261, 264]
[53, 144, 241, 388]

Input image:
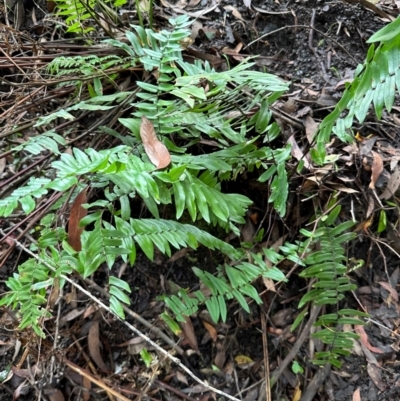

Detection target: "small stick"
[7, 235, 242, 401]
[270, 305, 321, 388]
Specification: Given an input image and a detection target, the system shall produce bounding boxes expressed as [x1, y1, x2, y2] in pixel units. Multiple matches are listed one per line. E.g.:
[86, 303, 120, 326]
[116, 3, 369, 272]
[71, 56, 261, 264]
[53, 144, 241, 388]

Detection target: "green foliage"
[0, 16, 292, 335]
[55, 0, 126, 34]
[289, 207, 367, 368]
[315, 16, 400, 162]
[161, 249, 287, 324]
[0, 14, 371, 372]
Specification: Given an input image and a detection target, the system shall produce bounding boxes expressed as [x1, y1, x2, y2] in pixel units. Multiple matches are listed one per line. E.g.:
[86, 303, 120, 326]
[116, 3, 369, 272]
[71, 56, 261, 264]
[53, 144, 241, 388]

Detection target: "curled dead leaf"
[140, 116, 171, 169]
[68, 189, 88, 252]
[88, 320, 108, 371]
[369, 151, 383, 189]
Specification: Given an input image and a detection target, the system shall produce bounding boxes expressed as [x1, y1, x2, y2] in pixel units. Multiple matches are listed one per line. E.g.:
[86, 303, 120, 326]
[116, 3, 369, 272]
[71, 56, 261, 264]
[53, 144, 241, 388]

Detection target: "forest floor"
[1, 0, 400, 401]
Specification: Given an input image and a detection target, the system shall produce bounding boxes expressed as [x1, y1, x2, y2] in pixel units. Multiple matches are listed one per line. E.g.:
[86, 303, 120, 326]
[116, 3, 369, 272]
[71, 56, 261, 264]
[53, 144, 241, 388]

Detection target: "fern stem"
[135, 0, 144, 27]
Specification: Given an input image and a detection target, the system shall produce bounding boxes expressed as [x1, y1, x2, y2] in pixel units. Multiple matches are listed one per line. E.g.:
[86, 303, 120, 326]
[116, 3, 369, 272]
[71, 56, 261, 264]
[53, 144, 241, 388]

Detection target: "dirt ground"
[1, 0, 400, 400]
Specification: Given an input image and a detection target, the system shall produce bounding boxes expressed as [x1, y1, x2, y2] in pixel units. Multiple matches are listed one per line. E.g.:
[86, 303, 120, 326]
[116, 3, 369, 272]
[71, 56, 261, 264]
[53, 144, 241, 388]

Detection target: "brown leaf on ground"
[355, 325, 383, 354]
[378, 281, 399, 302]
[180, 316, 199, 352]
[292, 384, 302, 401]
[223, 6, 245, 21]
[352, 388, 361, 401]
[202, 320, 218, 342]
[303, 115, 318, 144]
[367, 362, 386, 391]
[82, 376, 91, 401]
[175, 371, 189, 385]
[68, 188, 88, 252]
[47, 388, 65, 401]
[140, 116, 171, 169]
[88, 320, 108, 371]
[0, 157, 6, 174]
[214, 342, 226, 369]
[380, 165, 400, 199]
[369, 151, 383, 189]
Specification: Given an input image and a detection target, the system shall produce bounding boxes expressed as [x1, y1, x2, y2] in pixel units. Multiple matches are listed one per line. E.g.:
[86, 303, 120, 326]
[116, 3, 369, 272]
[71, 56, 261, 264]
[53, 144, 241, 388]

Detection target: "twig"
[154, 379, 198, 401]
[64, 358, 132, 401]
[270, 305, 321, 388]
[7, 236, 242, 401]
[85, 278, 185, 356]
[261, 311, 271, 401]
[300, 363, 331, 401]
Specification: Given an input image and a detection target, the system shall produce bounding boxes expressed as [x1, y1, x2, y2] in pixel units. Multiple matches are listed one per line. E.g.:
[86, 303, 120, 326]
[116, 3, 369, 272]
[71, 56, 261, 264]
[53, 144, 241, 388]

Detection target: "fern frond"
[0, 177, 51, 217]
[315, 21, 400, 161]
[293, 207, 366, 368]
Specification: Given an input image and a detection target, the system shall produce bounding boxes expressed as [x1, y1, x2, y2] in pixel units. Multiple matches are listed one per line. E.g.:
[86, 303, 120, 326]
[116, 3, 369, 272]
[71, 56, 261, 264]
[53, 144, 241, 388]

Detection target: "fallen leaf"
[47, 388, 65, 401]
[68, 188, 88, 251]
[287, 135, 311, 169]
[378, 281, 399, 301]
[214, 342, 226, 369]
[82, 376, 91, 401]
[202, 320, 218, 342]
[303, 115, 318, 144]
[292, 383, 302, 401]
[0, 157, 6, 174]
[175, 371, 189, 385]
[167, 248, 191, 263]
[234, 354, 254, 368]
[369, 151, 383, 189]
[379, 165, 400, 199]
[88, 320, 108, 371]
[140, 116, 171, 169]
[367, 362, 386, 391]
[243, 0, 251, 7]
[352, 388, 361, 401]
[59, 308, 85, 327]
[355, 325, 383, 354]
[180, 316, 199, 352]
[223, 5, 245, 21]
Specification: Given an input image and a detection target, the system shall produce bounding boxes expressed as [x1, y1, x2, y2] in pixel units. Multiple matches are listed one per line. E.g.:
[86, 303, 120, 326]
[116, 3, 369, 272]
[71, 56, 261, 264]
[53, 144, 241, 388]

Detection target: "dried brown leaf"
[47, 388, 65, 401]
[59, 308, 85, 327]
[352, 388, 361, 401]
[287, 135, 311, 169]
[140, 116, 171, 169]
[180, 316, 199, 352]
[223, 5, 245, 21]
[380, 165, 400, 199]
[0, 157, 6, 174]
[378, 281, 399, 301]
[88, 320, 108, 371]
[48, 277, 60, 308]
[68, 189, 88, 251]
[175, 371, 189, 385]
[303, 115, 318, 144]
[167, 248, 191, 263]
[82, 376, 91, 401]
[202, 320, 218, 342]
[367, 362, 386, 391]
[369, 151, 383, 189]
[214, 343, 226, 369]
[355, 325, 383, 354]
[292, 384, 302, 401]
